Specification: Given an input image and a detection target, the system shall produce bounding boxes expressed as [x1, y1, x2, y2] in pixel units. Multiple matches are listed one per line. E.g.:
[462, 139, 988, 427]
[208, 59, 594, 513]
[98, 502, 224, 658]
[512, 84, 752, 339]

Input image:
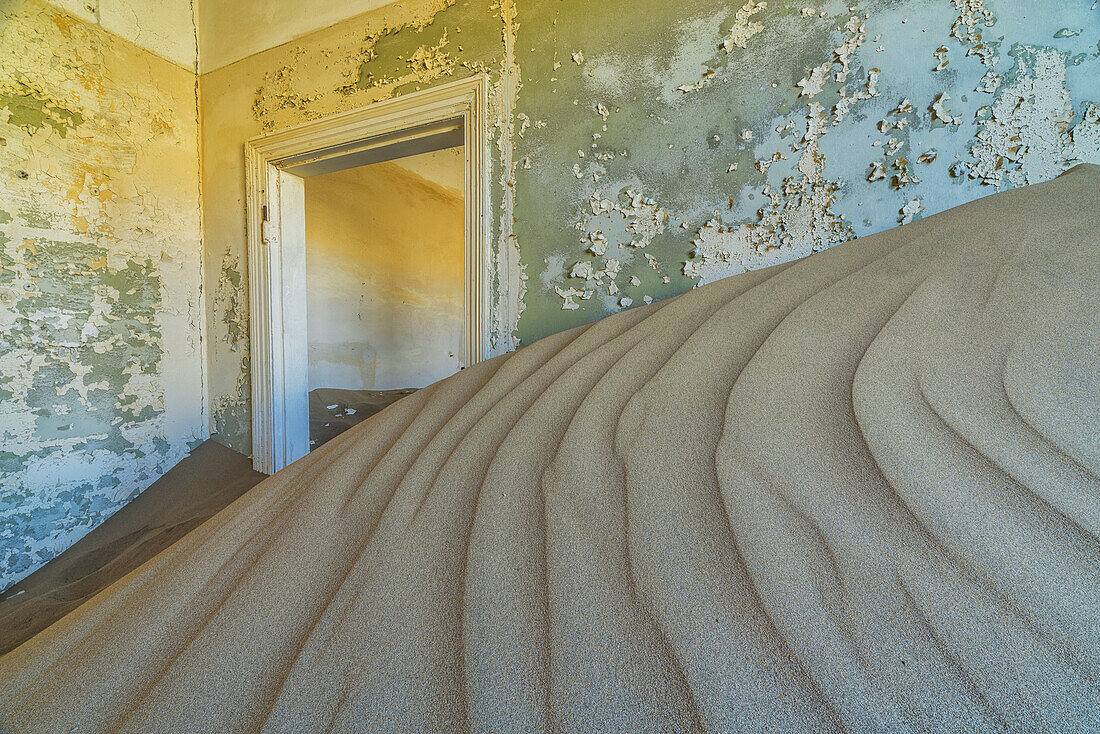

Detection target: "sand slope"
[1, 166, 1097, 733]
[0, 440, 265, 656]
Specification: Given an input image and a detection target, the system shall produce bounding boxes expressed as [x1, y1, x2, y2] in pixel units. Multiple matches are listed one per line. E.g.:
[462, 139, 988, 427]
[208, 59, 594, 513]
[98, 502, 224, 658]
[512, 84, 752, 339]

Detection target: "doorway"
[304, 147, 465, 450]
[245, 74, 490, 474]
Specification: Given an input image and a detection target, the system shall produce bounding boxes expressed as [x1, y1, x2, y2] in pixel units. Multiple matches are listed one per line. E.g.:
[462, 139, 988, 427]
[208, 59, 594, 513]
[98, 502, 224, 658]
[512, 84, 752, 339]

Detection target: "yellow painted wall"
[44, 0, 198, 70]
[197, 0, 398, 73]
[304, 148, 465, 391]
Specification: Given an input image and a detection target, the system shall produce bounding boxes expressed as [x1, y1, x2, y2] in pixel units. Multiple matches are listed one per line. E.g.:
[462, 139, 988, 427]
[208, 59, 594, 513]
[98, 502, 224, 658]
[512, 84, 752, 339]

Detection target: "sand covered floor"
[309, 387, 419, 450]
[1, 166, 1098, 732]
[0, 440, 265, 656]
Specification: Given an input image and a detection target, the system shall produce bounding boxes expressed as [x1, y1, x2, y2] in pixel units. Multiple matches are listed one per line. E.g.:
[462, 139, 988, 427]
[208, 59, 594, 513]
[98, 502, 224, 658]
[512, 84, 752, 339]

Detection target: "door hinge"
[261, 205, 274, 245]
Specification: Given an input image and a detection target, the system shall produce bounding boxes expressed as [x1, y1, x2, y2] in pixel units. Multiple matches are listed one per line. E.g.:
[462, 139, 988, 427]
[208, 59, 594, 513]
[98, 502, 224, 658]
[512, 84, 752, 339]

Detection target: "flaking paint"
[6, 1, 1094, 566]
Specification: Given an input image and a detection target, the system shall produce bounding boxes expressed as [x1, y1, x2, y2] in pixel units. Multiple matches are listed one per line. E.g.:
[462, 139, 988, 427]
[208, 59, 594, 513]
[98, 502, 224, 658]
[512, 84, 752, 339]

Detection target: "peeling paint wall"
[512, 0, 1100, 337]
[197, 0, 408, 74]
[199, 0, 1099, 455]
[4, 0, 1089, 586]
[0, 0, 204, 590]
[304, 149, 465, 392]
[209, 246, 249, 449]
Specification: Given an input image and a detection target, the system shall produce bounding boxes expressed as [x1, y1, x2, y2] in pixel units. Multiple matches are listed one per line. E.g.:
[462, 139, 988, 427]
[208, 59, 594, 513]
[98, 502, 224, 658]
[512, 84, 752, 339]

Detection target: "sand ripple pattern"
[1, 166, 1098, 733]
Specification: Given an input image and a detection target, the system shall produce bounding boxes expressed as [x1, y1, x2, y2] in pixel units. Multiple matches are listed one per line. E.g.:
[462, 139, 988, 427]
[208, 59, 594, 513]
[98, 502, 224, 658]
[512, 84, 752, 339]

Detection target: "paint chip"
[722, 1, 767, 52]
[899, 198, 924, 224]
[933, 45, 950, 71]
[930, 93, 963, 126]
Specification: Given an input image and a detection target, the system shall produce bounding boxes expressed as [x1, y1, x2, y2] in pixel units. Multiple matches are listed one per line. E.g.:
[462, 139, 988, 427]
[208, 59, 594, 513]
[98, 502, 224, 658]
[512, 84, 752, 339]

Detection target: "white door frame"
[244, 73, 490, 474]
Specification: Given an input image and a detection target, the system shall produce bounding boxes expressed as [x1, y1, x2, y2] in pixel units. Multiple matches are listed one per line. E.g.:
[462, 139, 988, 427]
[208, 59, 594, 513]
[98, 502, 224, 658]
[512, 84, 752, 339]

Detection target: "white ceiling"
[48, 0, 198, 70]
[47, 0, 402, 74]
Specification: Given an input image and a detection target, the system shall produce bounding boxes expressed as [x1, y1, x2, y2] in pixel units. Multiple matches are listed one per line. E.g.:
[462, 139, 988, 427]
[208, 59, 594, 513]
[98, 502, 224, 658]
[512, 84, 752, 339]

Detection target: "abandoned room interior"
[0, 0, 1097, 730]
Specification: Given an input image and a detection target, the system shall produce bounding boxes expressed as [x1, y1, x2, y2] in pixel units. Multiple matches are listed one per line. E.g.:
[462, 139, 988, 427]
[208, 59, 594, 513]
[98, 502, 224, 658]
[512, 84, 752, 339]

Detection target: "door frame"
[244, 73, 490, 474]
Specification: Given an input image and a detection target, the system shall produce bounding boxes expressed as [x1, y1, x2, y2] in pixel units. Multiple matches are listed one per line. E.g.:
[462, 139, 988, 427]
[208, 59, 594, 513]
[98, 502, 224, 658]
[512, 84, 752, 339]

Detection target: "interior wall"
[0, 0, 204, 590]
[199, 0, 1100, 459]
[198, 0, 503, 456]
[0, 0, 1094, 590]
[304, 148, 465, 392]
[197, 0, 400, 73]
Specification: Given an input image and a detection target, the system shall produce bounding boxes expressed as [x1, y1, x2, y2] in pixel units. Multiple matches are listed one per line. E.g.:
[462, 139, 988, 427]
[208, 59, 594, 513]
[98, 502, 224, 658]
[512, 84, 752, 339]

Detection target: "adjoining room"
[304, 146, 466, 449]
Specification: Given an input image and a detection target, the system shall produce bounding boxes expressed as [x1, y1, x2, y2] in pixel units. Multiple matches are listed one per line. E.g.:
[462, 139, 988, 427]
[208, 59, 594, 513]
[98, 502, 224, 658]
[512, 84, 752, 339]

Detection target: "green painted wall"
[512, 0, 1099, 340]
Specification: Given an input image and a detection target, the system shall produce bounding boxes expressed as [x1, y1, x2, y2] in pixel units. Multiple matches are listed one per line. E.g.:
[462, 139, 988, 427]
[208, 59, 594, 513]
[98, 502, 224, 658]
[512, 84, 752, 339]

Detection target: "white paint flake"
[722, 1, 767, 52]
[899, 198, 924, 224]
[1072, 103, 1100, 165]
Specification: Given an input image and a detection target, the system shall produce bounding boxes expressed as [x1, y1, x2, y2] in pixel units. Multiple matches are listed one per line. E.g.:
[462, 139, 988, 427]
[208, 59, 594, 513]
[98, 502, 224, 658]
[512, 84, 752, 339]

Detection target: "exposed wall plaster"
[249, 0, 462, 133]
[1073, 102, 1100, 164]
[722, 1, 767, 52]
[490, 0, 524, 351]
[563, 189, 669, 309]
[899, 197, 924, 224]
[684, 12, 873, 284]
[519, 0, 1100, 300]
[209, 247, 249, 451]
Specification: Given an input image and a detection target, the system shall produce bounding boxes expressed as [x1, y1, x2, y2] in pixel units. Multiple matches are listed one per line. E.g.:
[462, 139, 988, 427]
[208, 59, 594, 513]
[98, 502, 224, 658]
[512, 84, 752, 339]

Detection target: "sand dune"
[0, 165, 1097, 733]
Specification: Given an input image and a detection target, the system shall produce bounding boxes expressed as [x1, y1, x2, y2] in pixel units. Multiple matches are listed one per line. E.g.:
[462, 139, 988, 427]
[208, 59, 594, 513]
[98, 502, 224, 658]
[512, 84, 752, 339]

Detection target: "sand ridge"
[0, 165, 1097, 732]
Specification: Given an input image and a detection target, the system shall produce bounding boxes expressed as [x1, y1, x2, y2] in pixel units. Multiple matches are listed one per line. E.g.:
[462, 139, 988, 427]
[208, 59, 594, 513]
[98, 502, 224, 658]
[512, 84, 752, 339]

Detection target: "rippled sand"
[1, 166, 1097, 733]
